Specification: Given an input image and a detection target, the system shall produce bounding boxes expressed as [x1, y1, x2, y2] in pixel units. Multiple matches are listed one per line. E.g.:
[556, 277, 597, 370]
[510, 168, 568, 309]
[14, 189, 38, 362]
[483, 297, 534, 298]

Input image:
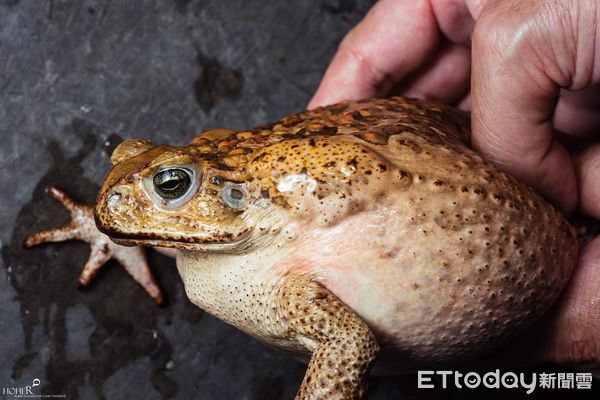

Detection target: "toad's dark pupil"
[153, 169, 191, 199]
[161, 179, 180, 190]
[229, 188, 244, 200]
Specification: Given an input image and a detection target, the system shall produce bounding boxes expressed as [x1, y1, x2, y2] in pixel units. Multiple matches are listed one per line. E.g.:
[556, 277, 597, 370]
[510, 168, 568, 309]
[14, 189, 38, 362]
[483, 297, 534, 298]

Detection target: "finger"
[554, 87, 600, 138]
[395, 42, 471, 104]
[309, 0, 440, 108]
[457, 92, 471, 111]
[464, 0, 490, 19]
[575, 143, 600, 219]
[431, 0, 477, 44]
[470, 0, 583, 212]
[540, 236, 600, 365]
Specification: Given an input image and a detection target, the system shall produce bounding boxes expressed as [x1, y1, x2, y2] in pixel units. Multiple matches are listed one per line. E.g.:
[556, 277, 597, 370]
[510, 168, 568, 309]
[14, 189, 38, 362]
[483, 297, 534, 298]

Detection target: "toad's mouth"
[96, 222, 254, 251]
[111, 237, 251, 251]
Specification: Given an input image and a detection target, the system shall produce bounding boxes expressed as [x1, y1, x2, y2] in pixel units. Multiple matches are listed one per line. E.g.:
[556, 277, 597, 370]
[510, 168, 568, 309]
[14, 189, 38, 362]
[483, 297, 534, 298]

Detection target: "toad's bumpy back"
[190, 97, 472, 225]
[188, 97, 471, 170]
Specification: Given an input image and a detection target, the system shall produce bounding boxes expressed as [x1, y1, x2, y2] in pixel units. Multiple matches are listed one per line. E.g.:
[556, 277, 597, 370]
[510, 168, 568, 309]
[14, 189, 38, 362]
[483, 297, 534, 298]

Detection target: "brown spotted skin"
[281, 275, 379, 400]
[30, 97, 580, 399]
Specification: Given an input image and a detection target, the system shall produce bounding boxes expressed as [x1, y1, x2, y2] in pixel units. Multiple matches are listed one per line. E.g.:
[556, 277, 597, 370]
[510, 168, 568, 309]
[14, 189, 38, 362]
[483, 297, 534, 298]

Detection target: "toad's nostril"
[107, 191, 122, 207]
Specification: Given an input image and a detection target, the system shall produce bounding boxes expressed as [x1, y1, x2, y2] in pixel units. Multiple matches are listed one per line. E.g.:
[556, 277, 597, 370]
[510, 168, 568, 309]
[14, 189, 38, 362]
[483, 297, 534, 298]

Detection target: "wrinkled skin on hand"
[310, 0, 600, 369]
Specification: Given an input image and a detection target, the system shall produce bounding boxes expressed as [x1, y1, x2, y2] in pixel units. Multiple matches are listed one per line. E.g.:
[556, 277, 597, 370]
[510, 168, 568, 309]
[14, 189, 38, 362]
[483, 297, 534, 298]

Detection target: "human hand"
[310, 0, 600, 368]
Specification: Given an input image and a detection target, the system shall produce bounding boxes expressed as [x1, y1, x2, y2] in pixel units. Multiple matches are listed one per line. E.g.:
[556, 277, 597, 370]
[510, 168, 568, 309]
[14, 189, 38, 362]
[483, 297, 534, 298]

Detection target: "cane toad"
[26, 97, 578, 399]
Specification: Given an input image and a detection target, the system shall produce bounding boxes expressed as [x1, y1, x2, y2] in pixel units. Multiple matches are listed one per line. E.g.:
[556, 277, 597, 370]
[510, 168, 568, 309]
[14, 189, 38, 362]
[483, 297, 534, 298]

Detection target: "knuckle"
[472, 4, 511, 50]
[473, 0, 547, 50]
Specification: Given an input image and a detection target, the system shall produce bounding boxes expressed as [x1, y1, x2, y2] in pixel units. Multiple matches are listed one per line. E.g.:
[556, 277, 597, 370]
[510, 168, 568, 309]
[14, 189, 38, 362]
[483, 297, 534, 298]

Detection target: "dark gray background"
[0, 1, 597, 400]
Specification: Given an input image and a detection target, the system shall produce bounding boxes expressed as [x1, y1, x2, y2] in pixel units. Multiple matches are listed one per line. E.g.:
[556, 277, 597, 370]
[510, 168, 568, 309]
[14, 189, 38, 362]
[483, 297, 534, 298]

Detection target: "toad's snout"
[95, 183, 140, 237]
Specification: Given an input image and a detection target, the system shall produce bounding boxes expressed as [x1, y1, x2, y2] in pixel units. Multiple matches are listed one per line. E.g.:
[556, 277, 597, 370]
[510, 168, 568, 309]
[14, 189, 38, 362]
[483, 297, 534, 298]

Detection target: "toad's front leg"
[24, 186, 164, 304]
[279, 274, 379, 400]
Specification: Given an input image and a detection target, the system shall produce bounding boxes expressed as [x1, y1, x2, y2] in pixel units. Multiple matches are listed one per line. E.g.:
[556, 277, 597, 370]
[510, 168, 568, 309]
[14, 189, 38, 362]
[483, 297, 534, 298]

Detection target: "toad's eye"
[144, 166, 199, 209]
[152, 168, 197, 200]
[153, 168, 192, 199]
[222, 184, 247, 209]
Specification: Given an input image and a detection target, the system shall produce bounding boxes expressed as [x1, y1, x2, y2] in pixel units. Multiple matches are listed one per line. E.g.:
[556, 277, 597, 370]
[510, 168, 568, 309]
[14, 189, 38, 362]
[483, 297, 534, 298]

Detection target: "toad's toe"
[25, 186, 163, 305]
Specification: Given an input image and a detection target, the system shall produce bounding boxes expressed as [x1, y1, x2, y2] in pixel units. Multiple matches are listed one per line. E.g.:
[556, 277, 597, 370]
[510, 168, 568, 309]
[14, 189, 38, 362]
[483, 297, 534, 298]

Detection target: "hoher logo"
[2, 378, 40, 397]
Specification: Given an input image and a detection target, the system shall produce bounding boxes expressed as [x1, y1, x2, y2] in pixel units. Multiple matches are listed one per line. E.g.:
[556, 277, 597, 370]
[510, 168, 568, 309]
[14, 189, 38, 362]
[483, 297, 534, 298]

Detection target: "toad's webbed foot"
[25, 186, 163, 304]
